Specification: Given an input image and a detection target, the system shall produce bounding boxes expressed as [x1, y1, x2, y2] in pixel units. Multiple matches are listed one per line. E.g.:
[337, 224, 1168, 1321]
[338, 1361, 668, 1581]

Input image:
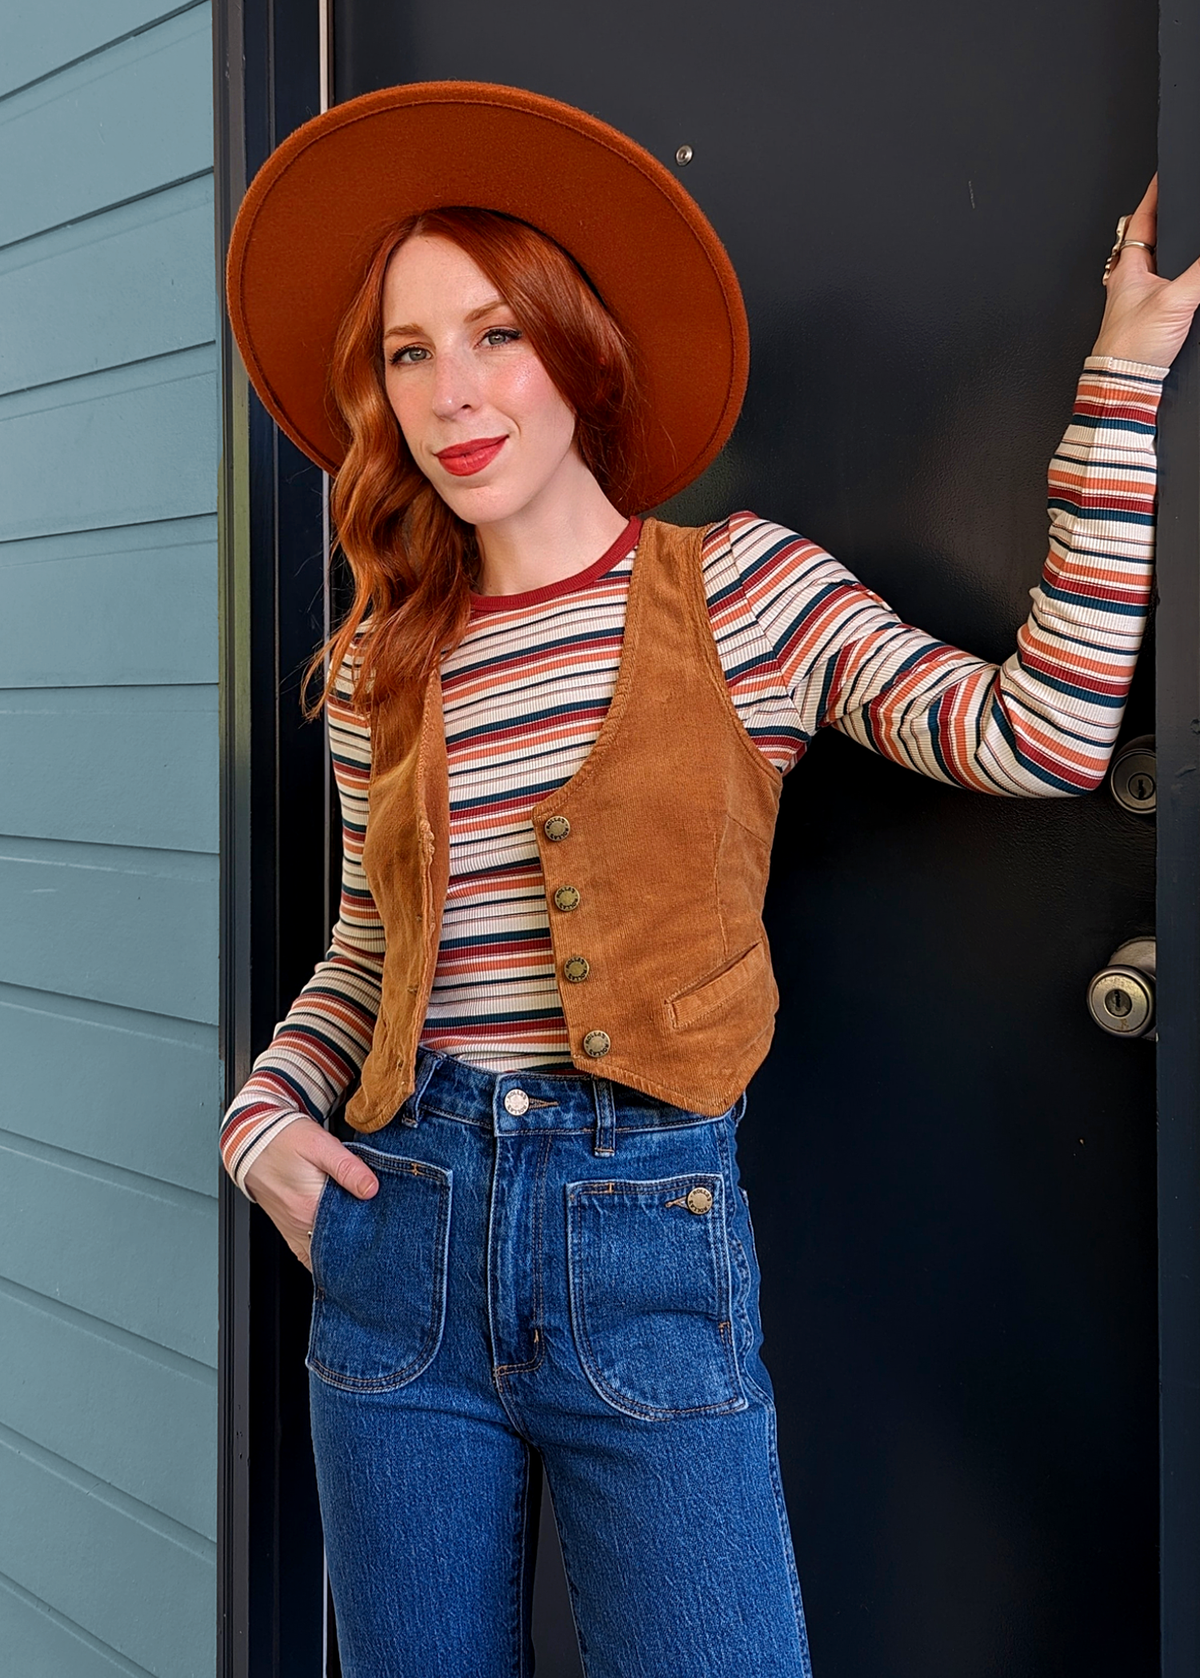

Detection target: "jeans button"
[685, 1186, 714, 1214]
[504, 1088, 530, 1117]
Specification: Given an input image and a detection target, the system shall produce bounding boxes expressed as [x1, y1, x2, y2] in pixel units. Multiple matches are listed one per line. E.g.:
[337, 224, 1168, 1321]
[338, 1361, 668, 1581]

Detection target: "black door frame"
[215, 4, 1200, 1672]
[1153, 8, 1200, 1672]
[215, 4, 334, 1674]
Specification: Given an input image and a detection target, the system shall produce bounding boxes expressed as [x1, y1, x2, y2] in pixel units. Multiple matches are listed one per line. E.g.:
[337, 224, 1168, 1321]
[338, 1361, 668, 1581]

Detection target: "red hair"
[308, 206, 645, 716]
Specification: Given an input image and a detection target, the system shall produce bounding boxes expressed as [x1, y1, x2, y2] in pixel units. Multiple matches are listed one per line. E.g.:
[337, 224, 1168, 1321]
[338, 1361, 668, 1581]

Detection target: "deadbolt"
[1087, 937, 1156, 1040]
[1109, 735, 1156, 815]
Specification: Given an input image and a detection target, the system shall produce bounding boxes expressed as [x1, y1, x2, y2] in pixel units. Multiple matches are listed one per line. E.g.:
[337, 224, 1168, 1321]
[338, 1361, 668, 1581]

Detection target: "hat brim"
[226, 81, 749, 511]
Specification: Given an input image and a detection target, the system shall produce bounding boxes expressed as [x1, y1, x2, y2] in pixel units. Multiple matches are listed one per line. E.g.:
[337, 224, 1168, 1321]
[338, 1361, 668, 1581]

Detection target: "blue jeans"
[307, 1047, 813, 1677]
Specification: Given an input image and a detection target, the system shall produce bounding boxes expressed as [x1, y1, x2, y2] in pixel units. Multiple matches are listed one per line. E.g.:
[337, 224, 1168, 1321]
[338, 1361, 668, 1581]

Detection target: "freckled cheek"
[384, 382, 428, 457]
[492, 361, 573, 440]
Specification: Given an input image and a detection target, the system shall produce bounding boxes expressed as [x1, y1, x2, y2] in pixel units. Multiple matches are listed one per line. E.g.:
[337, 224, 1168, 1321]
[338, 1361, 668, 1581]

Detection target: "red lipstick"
[434, 435, 507, 477]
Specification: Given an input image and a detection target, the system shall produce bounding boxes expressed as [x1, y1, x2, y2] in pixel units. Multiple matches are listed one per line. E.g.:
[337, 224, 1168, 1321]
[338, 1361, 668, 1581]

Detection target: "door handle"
[1087, 938, 1156, 1040]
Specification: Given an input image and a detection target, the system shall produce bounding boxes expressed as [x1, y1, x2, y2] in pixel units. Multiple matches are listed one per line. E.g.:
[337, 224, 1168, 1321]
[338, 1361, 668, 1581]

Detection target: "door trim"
[215, 3, 331, 1673]
[1156, 8, 1200, 1674]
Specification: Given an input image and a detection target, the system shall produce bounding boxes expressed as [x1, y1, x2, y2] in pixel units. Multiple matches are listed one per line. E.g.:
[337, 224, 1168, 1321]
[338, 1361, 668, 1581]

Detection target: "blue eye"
[482, 327, 522, 348]
[388, 344, 429, 366]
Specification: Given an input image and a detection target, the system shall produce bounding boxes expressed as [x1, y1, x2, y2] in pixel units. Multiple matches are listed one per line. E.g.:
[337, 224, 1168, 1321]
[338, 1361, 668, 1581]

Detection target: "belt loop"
[592, 1077, 616, 1156]
[401, 1049, 438, 1127]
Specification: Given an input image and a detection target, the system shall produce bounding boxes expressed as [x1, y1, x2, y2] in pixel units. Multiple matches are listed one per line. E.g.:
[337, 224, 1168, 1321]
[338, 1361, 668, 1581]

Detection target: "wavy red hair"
[308, 207, 645, 716]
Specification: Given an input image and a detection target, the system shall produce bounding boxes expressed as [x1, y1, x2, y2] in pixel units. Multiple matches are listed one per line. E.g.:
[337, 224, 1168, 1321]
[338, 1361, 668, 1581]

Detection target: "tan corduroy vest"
[344, 517, 783, 1131]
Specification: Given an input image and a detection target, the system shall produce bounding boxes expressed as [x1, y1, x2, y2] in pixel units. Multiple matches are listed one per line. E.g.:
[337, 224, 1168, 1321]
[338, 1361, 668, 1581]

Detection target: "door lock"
[1109, 735, 1156, 815]
[1087, 938, 1156, 1040]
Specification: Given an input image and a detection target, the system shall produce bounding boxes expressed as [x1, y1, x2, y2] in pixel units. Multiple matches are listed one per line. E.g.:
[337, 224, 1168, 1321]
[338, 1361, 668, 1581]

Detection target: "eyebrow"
[383, 297, 509, 340]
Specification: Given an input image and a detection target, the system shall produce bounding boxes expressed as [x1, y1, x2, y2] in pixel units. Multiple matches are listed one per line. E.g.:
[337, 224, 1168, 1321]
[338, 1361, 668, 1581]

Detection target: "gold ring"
[1103, 215, 1131, 283]
[1103, 215, 1156, 284]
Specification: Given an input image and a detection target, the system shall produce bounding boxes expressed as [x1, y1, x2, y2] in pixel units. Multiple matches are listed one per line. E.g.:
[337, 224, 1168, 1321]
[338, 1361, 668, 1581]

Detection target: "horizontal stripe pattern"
[218, 668, 384, 1186]
[222, 356, 1164, 1192]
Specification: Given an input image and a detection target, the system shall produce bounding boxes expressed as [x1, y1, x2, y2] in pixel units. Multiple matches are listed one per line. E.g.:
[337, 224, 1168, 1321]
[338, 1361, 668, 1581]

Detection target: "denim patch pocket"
[565, 1173, 747, 1420]
[307, 1145, 451, 1393]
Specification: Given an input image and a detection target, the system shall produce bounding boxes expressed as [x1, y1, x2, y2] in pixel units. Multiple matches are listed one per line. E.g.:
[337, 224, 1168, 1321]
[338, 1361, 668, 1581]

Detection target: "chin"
[435, 476, 538, 526]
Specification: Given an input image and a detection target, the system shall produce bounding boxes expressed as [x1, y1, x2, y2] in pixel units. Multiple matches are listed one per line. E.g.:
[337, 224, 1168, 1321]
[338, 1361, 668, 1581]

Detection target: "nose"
[431, 346, 478, 420]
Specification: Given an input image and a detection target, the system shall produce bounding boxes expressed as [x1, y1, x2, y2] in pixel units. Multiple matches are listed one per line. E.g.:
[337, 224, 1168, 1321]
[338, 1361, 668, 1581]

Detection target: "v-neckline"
[526, 515, 659, 819]
[413, 516, 666, 817]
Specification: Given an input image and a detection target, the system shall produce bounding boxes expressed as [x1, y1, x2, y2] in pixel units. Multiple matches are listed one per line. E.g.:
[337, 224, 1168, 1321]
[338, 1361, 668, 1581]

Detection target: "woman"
[221, 82, 1200, 1678]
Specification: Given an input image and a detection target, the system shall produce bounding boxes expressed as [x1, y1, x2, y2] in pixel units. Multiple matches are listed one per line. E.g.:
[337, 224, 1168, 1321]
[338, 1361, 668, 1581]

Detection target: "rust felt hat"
[225, 81, 749, 511]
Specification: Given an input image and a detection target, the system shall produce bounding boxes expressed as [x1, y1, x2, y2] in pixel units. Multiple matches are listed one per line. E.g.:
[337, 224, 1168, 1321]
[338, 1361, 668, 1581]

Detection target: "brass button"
[554, 885, 580, 912]
[685, 1186, 714, 1215]
[582, 1030, 611, 1058]
[563, 955, 590, 983]
[543, 815, 571, 841]
[503, 1088, 530, 1117]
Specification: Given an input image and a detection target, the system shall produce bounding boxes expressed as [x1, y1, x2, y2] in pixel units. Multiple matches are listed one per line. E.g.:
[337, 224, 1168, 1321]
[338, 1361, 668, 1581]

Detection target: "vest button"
[582, 1030, 611, 1058]
[563, 955, 590, 983]
[553, 885, 580, 912]
[685, 1186, 714, 1215]
[543, 815, 571, 841]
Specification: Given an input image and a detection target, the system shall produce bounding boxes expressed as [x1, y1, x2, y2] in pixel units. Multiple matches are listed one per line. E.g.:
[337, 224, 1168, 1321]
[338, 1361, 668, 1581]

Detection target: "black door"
[217, 2, 1200, 1674]
[328, 3, 1160, 1673]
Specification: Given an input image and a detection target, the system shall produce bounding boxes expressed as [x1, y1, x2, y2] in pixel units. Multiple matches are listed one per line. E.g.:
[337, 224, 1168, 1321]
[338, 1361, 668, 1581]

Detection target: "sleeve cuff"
[228, 1110, 309, 1202]
[1084, 353, 1171, 383]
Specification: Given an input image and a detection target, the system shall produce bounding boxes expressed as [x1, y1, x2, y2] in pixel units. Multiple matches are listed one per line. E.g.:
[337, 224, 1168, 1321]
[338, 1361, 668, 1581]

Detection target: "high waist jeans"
[307, 1047, 812, 1678]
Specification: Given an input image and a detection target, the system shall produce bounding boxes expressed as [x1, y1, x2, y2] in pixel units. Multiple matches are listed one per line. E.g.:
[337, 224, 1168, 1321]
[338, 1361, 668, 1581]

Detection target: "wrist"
[1091, 333, 1145, 361]
[237, 1110, 312, 1200]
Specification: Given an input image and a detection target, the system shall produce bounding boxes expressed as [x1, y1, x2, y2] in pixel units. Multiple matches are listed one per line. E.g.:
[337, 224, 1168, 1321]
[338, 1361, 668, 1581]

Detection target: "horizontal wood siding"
[0, 350, 218, 542]
[3, 3, 200, 100]
[0, 689, 218, 850]
[0, 5, 219, 1674]
[0, 520, 217, 688]
[0, 984, 218, 1192]
[0, 839, 218, 1021]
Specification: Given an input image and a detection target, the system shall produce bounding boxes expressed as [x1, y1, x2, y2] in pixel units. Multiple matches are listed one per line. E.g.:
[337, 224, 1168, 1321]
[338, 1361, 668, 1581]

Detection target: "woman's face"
[381, 234, 578, 526]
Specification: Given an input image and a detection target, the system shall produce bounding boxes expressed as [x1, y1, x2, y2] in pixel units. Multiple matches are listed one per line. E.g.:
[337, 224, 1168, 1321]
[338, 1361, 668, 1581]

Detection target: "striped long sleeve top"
[221, 356, 1165, 1195]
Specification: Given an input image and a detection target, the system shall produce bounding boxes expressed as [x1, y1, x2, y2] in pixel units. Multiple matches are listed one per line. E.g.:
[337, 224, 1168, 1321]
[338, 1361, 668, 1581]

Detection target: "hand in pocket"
[244, 1118, 379, 1271]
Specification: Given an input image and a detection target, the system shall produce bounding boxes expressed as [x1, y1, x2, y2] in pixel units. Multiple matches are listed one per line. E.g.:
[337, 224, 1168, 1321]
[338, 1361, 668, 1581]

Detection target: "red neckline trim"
[469, 516, 642, 614]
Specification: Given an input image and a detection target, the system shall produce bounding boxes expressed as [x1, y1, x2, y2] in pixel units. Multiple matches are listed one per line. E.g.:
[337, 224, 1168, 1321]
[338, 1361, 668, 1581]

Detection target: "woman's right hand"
[1093, 175, 1200, 368]
[243, 1118, 380, 1272]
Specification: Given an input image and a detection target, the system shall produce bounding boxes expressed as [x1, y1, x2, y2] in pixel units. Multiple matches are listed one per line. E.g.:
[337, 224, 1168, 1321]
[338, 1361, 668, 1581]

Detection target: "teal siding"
[0, 5, 218, 1676]
[0, 689, 218, 849]
[0, 520, 217, 688]
[0, 350, 218, 541]
[0, 176, 216, 390]
[0, 7, 213, 243]
[3, 2, 197, 99]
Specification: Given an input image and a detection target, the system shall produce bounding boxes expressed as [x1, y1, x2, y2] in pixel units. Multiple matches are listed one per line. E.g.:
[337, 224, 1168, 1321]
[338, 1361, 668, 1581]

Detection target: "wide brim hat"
[226, 80, 749, 511]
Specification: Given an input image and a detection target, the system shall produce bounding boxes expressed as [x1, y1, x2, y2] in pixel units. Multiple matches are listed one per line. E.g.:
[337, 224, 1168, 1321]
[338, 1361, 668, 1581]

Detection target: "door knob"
[1087, 938, 1156, 1040]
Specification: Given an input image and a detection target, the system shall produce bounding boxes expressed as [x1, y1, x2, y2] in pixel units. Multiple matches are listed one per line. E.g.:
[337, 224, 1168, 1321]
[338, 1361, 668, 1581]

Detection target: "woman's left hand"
[1092, 175, 1200, 369]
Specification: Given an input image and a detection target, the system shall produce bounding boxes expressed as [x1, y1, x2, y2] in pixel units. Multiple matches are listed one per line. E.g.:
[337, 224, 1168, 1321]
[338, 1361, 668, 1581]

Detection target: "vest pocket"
[565, 1173, 747, 1420]
[307, 1144, 451, 1393]
[666, 939, 766, 1030]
